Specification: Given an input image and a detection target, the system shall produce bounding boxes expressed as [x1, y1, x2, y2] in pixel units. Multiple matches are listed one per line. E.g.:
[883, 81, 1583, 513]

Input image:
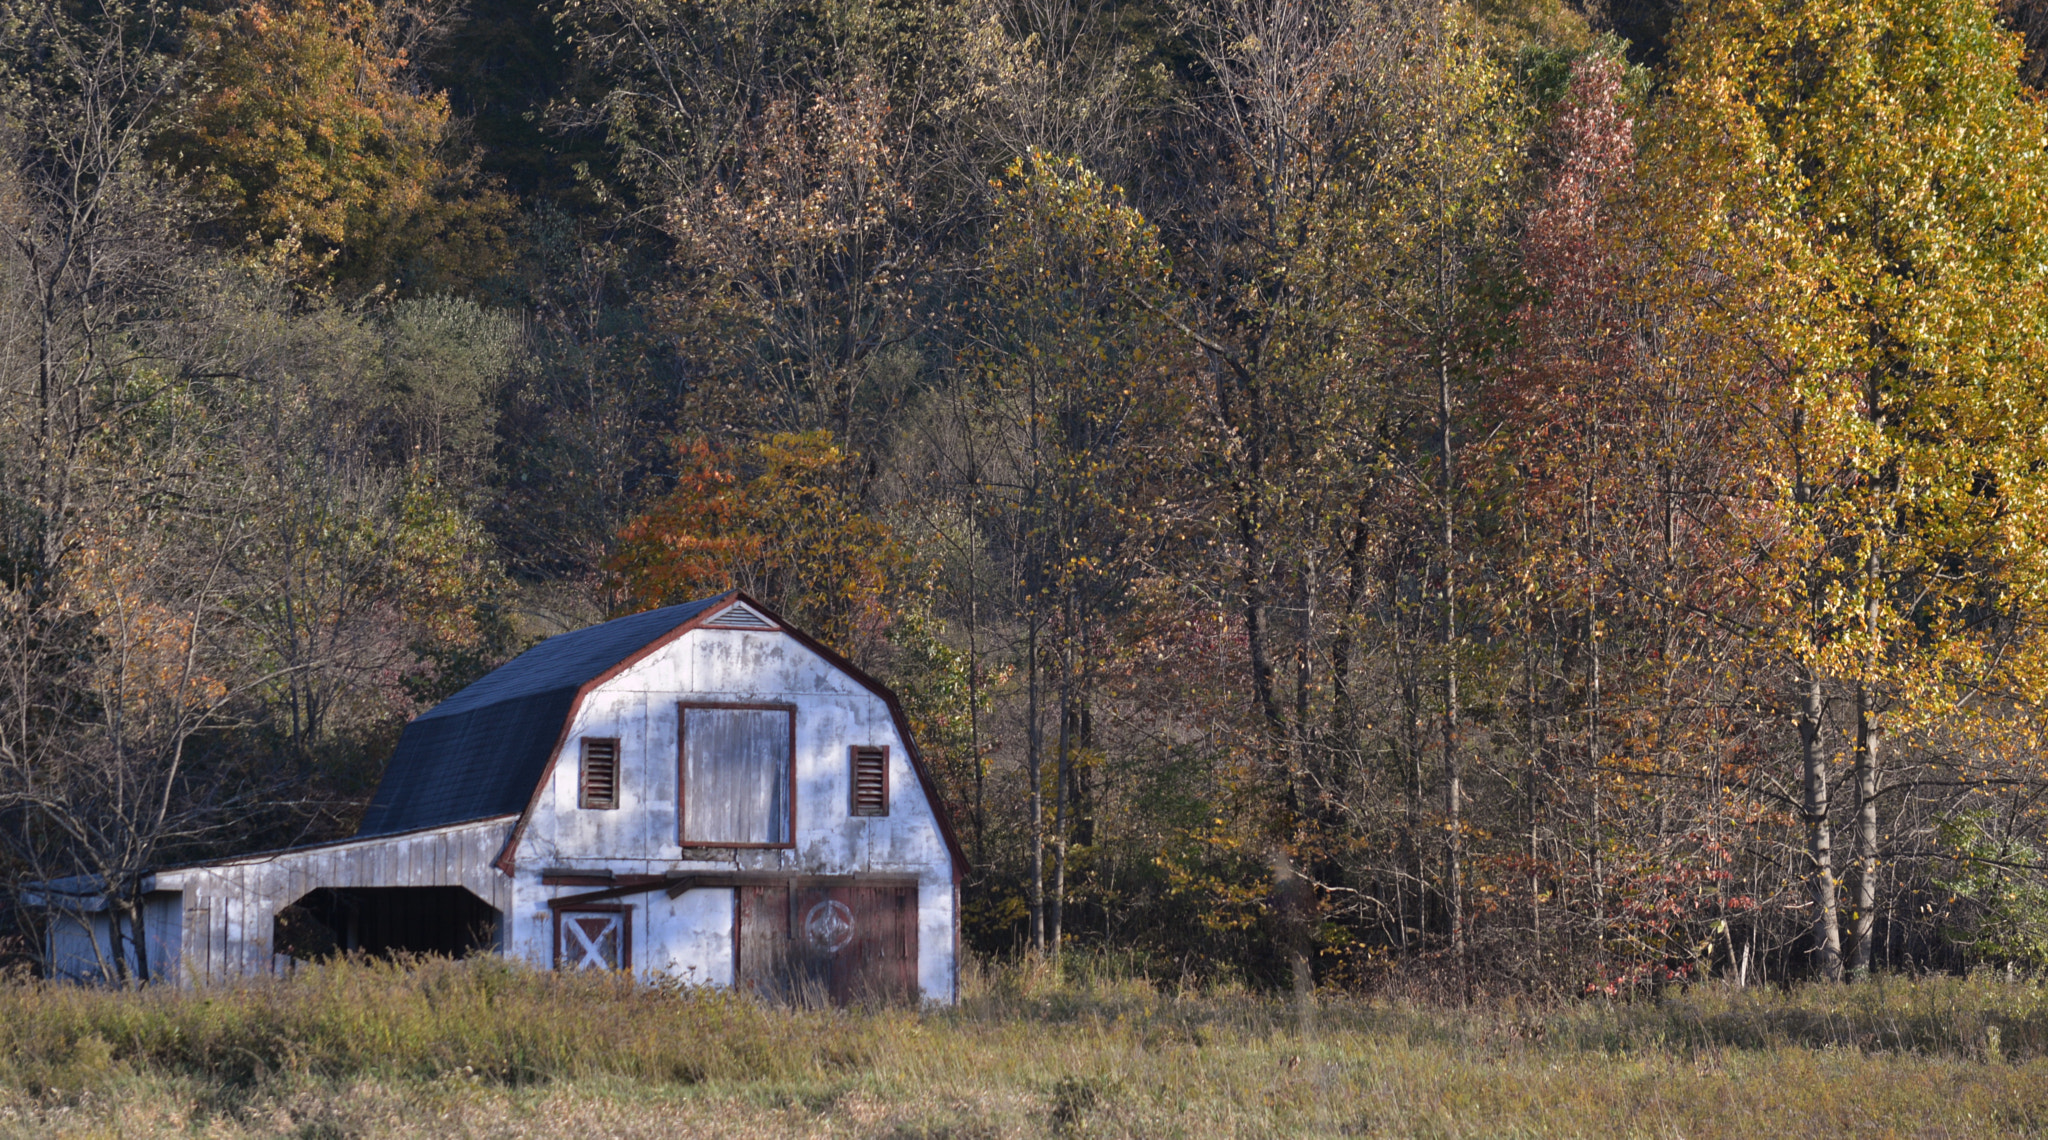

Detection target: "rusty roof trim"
[491, 591, 740, 875]
[737, 595, 971, 884]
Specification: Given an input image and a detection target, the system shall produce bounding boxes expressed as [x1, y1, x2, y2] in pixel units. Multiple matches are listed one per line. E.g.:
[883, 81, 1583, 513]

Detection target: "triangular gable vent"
[705, 600, 778, 630]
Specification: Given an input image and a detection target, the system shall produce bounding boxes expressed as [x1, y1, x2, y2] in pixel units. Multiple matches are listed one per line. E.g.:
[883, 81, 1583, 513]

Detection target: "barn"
[35, 591, 966, 1003]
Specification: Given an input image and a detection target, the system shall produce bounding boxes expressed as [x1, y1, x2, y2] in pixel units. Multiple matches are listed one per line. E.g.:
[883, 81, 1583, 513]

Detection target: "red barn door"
[736, 879, 917, 1004]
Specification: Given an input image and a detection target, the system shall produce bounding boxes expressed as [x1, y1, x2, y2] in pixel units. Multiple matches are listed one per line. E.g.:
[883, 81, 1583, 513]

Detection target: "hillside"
[9, 0, 2048, 993]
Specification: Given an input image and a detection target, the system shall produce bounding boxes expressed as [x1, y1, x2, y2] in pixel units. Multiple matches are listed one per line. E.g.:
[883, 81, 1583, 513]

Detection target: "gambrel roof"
[355, 591, 966, 879]
[357, 596, 725, 836]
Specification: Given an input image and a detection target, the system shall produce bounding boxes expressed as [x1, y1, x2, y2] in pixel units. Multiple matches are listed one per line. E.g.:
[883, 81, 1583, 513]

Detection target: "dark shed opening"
[274, 887, 499, 961]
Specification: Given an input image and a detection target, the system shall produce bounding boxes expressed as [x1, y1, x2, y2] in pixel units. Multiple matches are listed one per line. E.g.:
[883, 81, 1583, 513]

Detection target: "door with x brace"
[556, 906, 630, 969]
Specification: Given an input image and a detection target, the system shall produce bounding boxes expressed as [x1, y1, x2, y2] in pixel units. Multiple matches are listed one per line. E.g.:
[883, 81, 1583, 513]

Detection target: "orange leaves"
[609, 431, 902, 658]
[65, 527, 228, 725]
[609, 439, 761, 607]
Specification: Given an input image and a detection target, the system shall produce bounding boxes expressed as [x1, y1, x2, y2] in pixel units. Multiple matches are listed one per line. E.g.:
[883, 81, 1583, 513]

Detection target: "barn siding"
[43, 605, 958, 1002]
[41, 891, 184, 984]
[149, 817, 515, 985]
[509, 626, 958, 1002]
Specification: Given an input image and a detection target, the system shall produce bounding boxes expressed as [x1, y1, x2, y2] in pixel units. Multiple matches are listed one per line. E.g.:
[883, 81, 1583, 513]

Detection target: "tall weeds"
[0, 956, 871, 1095]
[4, 957, 2048, 1137]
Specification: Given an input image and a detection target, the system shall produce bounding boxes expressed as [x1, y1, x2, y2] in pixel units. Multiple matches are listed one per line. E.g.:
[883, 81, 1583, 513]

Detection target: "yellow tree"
[158, 0, 508, 291]
[1654, 0, 2048, 980]
[973, 151, 1183, 952]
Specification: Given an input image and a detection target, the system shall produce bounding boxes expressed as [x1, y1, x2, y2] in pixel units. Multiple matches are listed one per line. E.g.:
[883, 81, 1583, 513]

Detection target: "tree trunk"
[1586, 478, 1604, 958]
[1801, 671, 1843, 981]
[1051, 648, 1071, 954]
[1429, 4, 1463, 956]
[1330, 506, 1371, 760]
[1589, 618, 1603, 954]
[1850, 675, 1880, 978]
[1241, 509, 1286, 748]
[1526, 609, 1542, 957]
[105, 890, 132, 986]
[1027, 614, 1045, 955]
[1293, 560, 1314, 817]
[1399, 614, 1424, 951]
[967, 480, 987, 868]
[1851, 370, 1883, 980]
[127, 884, 151, 985]
[1272, 847, 1314, 1031]
[1438, 351, 1462, 956]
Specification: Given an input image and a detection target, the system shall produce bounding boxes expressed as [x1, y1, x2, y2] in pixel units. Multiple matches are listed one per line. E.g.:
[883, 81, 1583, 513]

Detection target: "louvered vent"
[580, 738, 619, 810]
[850, 746, 888, 817]
[706, 601, 777, 629]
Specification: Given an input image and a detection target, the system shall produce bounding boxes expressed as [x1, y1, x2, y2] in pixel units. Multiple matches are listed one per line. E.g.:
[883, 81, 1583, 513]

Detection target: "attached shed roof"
[356, 596, 723, 837]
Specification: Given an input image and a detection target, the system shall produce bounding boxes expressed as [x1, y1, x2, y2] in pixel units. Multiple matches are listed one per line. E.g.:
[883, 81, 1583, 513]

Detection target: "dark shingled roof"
[355, 596, 726, 837]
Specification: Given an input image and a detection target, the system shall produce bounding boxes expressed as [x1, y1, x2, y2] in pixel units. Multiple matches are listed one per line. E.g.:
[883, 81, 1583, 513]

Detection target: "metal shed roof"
[355, 596, 723, 837]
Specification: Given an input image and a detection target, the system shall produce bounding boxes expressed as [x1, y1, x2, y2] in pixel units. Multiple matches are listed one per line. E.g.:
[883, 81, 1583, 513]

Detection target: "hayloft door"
[735, 881, 917, 1004]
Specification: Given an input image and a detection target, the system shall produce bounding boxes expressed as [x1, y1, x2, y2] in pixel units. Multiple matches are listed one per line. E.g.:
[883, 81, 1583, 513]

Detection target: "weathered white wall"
[642, 887, 737, 986]
[44, 891, 184, 984]
[41, 618, 959, 1000]
[151, 817, 515, 985]
[511, 626, 958, 1001]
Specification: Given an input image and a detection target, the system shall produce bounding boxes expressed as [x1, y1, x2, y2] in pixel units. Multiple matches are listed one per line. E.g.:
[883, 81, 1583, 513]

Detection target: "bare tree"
[0, 0, 202, 978]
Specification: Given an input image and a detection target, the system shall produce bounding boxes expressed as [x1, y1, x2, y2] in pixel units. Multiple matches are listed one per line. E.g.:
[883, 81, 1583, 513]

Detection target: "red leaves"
[610, 439, 762, 607]
[608, 432, 900, 659]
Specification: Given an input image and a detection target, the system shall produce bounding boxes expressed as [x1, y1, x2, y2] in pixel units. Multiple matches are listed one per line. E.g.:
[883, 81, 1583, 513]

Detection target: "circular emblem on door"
[803, 899, 855, 953]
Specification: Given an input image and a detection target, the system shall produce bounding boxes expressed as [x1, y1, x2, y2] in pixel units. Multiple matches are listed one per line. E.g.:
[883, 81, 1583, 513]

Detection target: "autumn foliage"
[21, 0, 2048, 994]
[609, 432, 901, 661]
[158, 0, 509, 288]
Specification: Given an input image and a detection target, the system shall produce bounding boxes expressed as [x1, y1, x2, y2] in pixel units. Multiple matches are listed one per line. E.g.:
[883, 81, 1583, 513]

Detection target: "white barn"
[37, 592, 966, 1003]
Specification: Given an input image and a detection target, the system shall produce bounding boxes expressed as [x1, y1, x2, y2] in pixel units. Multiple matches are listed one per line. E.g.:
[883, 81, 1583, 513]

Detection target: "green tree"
[373, 293, 521, 475]
[1936, 811, 2048, 969]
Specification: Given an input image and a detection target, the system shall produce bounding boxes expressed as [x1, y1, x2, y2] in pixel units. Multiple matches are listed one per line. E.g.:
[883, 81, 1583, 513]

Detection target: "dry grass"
[1, 956, 2045, 1137]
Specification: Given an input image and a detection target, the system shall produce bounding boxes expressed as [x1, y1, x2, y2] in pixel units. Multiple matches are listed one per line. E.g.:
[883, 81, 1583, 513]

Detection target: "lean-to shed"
[36, 592, 966, 1003]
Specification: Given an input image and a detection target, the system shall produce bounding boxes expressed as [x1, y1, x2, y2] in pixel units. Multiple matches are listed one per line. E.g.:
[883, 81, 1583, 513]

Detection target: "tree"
[560, 0, 952, 462]
[158, 0, 510, 292]
[0, 0, 210, 976]
[372, 293, 521, 476]
[1155, 0, 1527, 976]
[1654, 0, 2048, 980]
[1498, 51, 1637, 974]
[610, 431, 903, 660]
[660, 77, 920, 446]
[0, 0, 513, 959]
[968, 151, 1182, 952]
[1497, 51, 1785, 986]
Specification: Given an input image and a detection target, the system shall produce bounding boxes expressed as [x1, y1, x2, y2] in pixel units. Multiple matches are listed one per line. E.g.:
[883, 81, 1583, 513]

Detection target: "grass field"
[1, 956, 2044, 1138]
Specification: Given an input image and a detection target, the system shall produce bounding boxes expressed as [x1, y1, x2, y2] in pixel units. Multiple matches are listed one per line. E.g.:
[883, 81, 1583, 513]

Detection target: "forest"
[10, 0, 2048, 995]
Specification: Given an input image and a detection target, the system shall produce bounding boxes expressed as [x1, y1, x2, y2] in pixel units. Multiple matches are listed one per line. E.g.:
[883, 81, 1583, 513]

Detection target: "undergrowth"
[0, 956, 871, 1095]
[2, 954, 2046, 1136]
